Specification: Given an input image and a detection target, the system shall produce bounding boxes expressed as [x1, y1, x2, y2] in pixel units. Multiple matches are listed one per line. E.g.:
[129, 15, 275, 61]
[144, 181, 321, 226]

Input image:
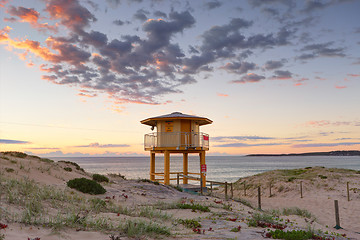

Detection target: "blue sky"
[1, 0, 359, 156]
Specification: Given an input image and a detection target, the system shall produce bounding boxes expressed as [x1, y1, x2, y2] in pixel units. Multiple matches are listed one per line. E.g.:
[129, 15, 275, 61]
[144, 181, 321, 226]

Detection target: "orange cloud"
[347, 74, 360, 77]
[335, 85, 347, 89]
[78, 89, 97, 98]
[305, 120, 331, 127]
[0, 0, 8, 8]
[7, 6, 57, 33]
[217, 93, 229, 97]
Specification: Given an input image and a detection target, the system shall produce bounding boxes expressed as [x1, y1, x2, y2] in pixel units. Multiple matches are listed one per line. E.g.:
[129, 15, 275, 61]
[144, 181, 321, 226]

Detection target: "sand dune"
[1, 152, 356, 239]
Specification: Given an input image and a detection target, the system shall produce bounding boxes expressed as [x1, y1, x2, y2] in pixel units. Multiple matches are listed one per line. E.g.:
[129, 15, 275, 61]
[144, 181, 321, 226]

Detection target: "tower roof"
[140, 112, 212, 126]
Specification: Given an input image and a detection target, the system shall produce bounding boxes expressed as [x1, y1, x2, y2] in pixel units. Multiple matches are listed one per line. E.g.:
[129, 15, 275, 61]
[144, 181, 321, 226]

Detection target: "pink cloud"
[335, 85, 347, 89]
[217, 93, 229, 97]
[304, 120, 360, 127]
[347, 74, 359, 77]
[305, 120, 331, 127]
[7, 6, 57, 33]
[0, 0, 8, 8]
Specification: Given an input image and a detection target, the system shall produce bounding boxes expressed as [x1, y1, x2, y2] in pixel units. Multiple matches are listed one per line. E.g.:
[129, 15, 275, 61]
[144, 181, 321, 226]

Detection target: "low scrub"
[92, 174, 109, 183]
[67, 178, 106, 195]
[178, 219, 201, 228]
[59, 161, 84, 172]
[176, 203, 210, 212]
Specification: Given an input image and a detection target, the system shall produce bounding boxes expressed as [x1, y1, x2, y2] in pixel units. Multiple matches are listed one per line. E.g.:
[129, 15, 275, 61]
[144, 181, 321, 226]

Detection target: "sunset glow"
[1, 0, 359, 157]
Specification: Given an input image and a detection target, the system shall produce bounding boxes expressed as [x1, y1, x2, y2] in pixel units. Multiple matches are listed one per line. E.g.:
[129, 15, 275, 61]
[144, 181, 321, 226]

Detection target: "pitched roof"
[140, 112, 212, 126]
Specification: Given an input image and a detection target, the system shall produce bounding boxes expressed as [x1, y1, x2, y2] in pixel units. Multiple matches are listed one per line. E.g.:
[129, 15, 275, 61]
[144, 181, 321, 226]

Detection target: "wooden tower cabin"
[141, 112, 212, 187]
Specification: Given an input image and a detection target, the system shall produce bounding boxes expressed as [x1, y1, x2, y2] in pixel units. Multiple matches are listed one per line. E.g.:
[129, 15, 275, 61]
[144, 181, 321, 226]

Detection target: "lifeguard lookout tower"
[141, 112, 212, 187]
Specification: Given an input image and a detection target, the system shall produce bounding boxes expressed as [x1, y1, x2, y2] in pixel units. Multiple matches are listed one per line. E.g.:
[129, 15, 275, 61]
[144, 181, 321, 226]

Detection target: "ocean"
[50, 155, 360, 184]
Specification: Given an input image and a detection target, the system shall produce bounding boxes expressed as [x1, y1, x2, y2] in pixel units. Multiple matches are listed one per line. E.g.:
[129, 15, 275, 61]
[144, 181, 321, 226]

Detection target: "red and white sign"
[203, 135, 209, 141]
[201, 164, 207, 173]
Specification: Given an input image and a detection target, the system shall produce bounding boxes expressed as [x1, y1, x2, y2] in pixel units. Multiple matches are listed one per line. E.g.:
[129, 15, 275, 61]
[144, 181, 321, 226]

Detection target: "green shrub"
[4, 151, 28, 158]
[5, 168, 14, 173]
[176, 203, 210, 212]
[178, 219, 201, 228]
[67, 178, 106, 195]
[318, 175, 327, 179]
[267, 229, 314, 240]
[287, 177, 296, 182]
[59, 161, 84, 172]
[64, 167, 72, 172]
[40, 158, 54, 163]
[92, 174, 109, 183]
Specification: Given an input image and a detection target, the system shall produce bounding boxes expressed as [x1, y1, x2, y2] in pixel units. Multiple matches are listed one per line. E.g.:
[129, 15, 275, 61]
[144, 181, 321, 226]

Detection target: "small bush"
[4, 151, 28, 158]
[59, 161, 84, 172]
[318, 175, 327, 179]
[139, 179, 160, 185]
[5, 168, 14, 173]
[109, 173, 126, 179]
[92, 174, 109, 183]
[176, 203, 210, 212]
[287, 177, 296, 182]
[266, 229, 314, 240]
[64, 167, 72, 172]
[67, 178, 106, 195]
[178, 219, 201, 228]
[40, 158, 54, 163]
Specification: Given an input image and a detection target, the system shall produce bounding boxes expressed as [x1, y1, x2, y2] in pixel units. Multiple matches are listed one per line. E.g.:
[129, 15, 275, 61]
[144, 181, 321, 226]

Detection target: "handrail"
[177, 173, 233, 199]
[144, 131, 209, 149]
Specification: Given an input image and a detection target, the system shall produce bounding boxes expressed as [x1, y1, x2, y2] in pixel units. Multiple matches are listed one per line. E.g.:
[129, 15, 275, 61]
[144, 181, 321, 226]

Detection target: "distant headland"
[246, 150, 360, 157]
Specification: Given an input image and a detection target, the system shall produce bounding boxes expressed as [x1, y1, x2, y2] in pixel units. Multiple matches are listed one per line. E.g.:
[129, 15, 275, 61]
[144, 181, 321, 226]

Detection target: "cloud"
[0, 139, 31, 144]
[292, 142, 360, 148]
[27, 150, 146, 157]
[248, 0, 294, 8]
[25, 147, 60, 150]
[347, 73, 360, 77]
[133, 9, 149, 22]
[231, 73, 265, 84]
[7, 5, 57, 32]
[74, 142, 130, 148]
[335, 85, 347, 89]
[214, 142, 285, 147]
[220, 61, 257, 74]
[264, 59, 286, 70]
[300, 0, 351, 13]
[45, 0, 97, 32]
[271, 70, 293, 80]
[304, 120, 360, 127]
[204, 1, 222, 10]
[113, 19, 125, 25]
[217, 93, 229, 97]
[212, 136, 276, 142]
[0, 0, 9, 8]
[298, 42, 345, 60]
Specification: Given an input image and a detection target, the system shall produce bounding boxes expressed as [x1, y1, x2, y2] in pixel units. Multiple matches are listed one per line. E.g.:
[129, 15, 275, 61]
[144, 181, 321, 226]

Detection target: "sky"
[0, 0, 360, 157]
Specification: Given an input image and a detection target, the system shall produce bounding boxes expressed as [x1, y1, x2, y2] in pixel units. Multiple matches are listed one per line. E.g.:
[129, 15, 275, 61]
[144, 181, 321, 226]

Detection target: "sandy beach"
[1, 152, 358, 239]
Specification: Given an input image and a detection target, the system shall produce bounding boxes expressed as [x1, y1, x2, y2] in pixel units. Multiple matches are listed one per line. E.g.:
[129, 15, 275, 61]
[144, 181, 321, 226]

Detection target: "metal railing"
[177, 173, 234, 199]
[144, 132, 209, 149]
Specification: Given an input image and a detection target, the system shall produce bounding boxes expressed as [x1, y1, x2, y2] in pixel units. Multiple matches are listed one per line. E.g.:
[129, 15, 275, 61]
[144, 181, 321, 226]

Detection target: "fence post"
[347, 182, 350, 201]
[225, 182, 228, 200]
[258, 186, 261, 210]
[269, 181, 272, 197]
[334, 200, 342, 229]
[244, 181, 246, 196]
[177, 173, 180, 188]
[200, 176, 203, 195]
[230, 183, 233, 199]
[210, 182, 213, 194]
[300, 181, 303, 198]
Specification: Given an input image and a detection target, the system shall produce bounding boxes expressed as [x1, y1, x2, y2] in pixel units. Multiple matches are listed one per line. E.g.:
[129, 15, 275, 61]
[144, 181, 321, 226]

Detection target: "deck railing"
[144, 132, 209, 149]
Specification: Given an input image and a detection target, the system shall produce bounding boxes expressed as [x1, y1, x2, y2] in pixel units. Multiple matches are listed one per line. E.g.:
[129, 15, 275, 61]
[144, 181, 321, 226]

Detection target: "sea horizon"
[50, 155, 360, 184]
